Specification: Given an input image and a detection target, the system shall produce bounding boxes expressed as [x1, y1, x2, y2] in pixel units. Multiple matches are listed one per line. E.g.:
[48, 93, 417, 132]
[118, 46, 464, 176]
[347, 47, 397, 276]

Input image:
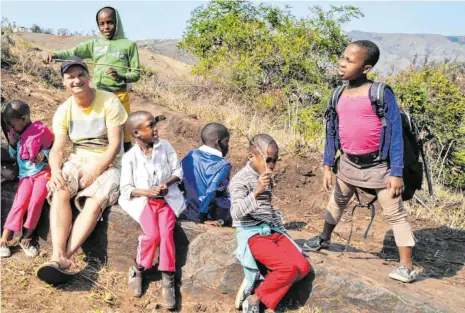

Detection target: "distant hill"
[348, 31, 465, 76]
[138, 32, 465, 77]
[136, 39, 197, 65]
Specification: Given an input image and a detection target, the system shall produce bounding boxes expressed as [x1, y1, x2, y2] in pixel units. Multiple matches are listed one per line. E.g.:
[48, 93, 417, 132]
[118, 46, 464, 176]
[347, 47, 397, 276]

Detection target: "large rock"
[1, 188, 463, 312]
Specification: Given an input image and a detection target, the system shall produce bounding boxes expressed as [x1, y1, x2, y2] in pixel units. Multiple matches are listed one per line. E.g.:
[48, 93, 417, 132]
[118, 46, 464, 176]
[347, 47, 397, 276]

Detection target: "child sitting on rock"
[0, 100, 53, 258]
[118, 111, 185, 309]
[181, 122, 232, 226]
[230, 134, 311, 313]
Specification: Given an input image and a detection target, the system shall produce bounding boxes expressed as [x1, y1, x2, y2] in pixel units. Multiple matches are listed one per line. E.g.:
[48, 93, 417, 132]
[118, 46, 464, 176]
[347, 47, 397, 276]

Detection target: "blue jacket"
[181, 148, 232, 222]
[323, 87, 404, 177]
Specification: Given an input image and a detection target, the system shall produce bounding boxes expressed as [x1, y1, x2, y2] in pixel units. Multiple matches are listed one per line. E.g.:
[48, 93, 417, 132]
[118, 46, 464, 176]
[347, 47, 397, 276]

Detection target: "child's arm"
[54, 40, 94, 61]
[323, 98, 337, 168]
[386, 89, 404, 177]
[121, 43, 140, 83]
[198, 164, 232, 223]
[162, 141, 182, 187]
[230, 172, 271, 221]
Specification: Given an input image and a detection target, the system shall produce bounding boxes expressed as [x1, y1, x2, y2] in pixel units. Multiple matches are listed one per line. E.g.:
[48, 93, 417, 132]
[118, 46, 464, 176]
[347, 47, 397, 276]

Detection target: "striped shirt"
[230, 162, 284, 230]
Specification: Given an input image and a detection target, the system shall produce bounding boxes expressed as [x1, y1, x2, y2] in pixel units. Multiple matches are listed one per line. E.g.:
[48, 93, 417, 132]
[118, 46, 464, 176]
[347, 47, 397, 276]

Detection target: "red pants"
[4, 168, 50, 232]
[249, 232, 311, 310]
[136, 199, 176, 271]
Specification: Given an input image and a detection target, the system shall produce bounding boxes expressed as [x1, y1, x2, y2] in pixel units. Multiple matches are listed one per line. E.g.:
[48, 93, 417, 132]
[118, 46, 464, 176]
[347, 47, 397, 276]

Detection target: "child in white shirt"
[119, 111, 185, 309]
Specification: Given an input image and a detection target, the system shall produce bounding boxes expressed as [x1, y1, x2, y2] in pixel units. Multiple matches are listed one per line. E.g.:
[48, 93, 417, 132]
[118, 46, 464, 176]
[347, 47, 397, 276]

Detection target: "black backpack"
[327, 82, 433, 244]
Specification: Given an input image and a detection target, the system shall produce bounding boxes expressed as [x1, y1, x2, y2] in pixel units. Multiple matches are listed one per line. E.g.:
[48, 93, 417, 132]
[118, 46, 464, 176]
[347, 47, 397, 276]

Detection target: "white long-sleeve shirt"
[118, 139, 186, 222]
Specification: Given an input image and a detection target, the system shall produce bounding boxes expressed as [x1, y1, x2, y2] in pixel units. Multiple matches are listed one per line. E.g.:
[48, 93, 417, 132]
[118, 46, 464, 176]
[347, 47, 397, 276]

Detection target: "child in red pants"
[0, 100, 53, 258]
[230, 134, 311, 313]
[119, 111, 185, 309]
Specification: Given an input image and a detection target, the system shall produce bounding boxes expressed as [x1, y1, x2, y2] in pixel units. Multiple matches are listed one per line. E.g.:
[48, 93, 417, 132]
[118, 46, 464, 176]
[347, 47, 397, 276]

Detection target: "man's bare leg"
[66, 198, 101, 258]
[50, 189, 73, 269]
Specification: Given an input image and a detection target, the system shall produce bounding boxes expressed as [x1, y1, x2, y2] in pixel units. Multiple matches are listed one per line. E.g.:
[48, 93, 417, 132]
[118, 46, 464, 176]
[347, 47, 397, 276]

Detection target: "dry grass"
[132, 73, 314, 155]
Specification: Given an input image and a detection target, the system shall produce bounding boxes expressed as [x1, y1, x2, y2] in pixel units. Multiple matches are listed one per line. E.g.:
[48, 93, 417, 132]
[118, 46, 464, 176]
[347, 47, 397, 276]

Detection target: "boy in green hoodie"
[41, 6, 140, 152]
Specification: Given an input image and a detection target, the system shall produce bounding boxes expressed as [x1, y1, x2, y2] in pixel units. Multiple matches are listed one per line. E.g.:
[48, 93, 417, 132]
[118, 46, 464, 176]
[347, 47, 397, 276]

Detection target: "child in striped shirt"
[230, 134, 311, 313]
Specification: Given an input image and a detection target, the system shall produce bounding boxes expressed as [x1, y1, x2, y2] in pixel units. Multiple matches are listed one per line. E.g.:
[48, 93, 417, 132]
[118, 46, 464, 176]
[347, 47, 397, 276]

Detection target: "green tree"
[180, 0, 362, 142]
[31, 24, 41, 33]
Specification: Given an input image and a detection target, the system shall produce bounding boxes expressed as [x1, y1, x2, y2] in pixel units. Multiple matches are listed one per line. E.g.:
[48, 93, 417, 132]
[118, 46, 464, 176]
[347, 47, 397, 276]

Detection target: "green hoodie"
[55, 7, 140, 92]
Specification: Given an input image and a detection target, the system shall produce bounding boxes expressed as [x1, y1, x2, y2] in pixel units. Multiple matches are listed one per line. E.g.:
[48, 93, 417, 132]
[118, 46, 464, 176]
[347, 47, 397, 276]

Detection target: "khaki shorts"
[47, 160, 121, 212]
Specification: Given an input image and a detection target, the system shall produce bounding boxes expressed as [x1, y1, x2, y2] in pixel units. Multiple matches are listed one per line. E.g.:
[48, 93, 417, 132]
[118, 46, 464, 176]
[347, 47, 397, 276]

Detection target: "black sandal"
[36, 261, 75, 285]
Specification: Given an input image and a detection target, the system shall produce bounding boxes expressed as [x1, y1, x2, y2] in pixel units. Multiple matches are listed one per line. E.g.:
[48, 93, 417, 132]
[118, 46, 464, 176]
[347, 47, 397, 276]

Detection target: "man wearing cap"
[36, 56, 127, 285]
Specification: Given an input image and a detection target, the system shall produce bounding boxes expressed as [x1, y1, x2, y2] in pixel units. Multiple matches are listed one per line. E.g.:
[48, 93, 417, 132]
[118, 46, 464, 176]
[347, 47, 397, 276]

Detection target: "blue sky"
[2, 1, 464, 40]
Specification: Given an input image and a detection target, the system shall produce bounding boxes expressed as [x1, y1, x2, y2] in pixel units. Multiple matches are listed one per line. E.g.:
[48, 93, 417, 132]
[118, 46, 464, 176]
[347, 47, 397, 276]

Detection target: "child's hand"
[387, 176, 404, 198]
[106, 68, 122, 80]
[204, 220, 222, 227]
[254, 172, 272, 198]
[1, 168, 16, 181]
[8, 132, 20, 147]
[33, 151, 45, 164]
[323, 166, 333, 192]
[40, 51, 53, 64]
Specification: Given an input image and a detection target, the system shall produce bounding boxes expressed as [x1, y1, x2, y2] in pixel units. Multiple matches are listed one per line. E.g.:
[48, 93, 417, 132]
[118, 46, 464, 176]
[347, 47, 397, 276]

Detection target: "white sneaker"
[242, 296, 260, 313]
[19, 239, 39, 257]
[235, 277, 248, 310]
[0, 245, 11, 258]
[389, 265, 417, 283]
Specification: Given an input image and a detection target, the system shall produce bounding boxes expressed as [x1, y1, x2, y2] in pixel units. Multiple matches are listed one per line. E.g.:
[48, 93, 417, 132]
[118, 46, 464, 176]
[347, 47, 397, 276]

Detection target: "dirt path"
[1, 71, 464, 313]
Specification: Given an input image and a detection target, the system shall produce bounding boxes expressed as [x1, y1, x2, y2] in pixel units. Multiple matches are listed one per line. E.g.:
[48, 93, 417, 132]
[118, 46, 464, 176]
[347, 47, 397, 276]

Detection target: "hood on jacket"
[95, 6, 125, 40]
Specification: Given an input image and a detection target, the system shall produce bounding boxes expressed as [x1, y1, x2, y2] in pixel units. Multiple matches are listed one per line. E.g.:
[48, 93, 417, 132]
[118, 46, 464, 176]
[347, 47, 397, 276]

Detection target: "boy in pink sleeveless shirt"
[305, 40, 417, 283]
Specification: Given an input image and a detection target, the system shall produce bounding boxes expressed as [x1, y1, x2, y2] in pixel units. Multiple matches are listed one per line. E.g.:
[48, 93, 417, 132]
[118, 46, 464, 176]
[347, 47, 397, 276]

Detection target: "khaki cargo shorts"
[47, 160, 120, 212]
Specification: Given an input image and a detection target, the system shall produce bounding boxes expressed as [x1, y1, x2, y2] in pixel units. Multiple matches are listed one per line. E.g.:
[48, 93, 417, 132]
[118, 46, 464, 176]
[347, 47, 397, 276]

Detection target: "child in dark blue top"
[181, 123, 232, 226]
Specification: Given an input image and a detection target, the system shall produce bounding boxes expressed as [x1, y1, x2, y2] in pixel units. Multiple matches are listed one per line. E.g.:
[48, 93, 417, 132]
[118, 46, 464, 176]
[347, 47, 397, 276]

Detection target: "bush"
[180, 0, 362, 144]
[388, 64, 465, 188]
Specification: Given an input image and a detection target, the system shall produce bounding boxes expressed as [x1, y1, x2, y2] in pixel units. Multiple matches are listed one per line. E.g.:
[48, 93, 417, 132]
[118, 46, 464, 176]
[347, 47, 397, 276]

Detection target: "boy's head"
[97, 6, 116, 40]
[3, 100, 31, 134]
[248, 134, 279, 174]
[200, 123, 230, 157]
[126, 111, 159, 144]
[339, 40, 380, 81]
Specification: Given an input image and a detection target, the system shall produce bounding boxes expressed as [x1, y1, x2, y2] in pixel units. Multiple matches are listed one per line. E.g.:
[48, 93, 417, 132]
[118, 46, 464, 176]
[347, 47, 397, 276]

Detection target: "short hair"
[3, 100, 30, 121]
[125, 110, 152, 136]
[350, 40, 380, 67]
[249, 133, 278, 154]
[200, 123, 229, 144]
[97, 6, 115, 18]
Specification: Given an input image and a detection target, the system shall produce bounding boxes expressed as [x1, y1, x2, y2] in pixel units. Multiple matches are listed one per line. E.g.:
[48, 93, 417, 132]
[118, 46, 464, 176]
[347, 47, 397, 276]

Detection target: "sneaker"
[0, 245, 11, 258]
[161, 271, 176, 310]
[242, 296, 260, 313]
[128, 265, 143, 297]
[235, 277, 248, 310]
[303, 235, 330, 251]
[19, 238, 39, 257]
[389, 265, 417, 283]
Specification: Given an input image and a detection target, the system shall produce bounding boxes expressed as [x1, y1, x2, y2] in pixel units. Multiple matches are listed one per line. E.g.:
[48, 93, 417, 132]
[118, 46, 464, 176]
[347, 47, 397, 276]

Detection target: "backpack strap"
[325, 85, 346, 118]
[370, 82, 396, 128]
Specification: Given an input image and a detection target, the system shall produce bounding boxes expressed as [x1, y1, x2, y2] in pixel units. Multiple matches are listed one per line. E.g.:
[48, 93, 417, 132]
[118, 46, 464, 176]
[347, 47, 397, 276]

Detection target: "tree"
[57, 28, 70, 36]
[31, 24, 41, 33]
[180, 0, 362, 141]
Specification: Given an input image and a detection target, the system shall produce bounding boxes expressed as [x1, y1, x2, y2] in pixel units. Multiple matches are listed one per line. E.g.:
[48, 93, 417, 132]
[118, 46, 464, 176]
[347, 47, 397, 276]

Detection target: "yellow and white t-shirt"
[53, 89, 128, 167]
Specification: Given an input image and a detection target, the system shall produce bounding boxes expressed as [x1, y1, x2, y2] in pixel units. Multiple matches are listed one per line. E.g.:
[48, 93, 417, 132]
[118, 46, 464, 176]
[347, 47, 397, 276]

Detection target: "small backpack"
[326, 82, 433, 245]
